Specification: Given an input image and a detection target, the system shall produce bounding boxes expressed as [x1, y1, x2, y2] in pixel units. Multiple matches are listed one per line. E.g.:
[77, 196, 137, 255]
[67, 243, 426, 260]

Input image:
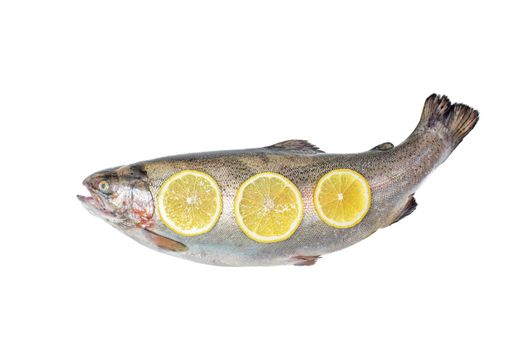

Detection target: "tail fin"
[418, 94, 479, 149]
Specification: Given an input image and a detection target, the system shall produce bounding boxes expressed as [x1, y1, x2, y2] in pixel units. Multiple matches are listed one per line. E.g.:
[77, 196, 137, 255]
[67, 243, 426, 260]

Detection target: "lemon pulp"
[234, 172, 304, 243]
[158, 170, 222, 236]
[314, 169, 371, 228]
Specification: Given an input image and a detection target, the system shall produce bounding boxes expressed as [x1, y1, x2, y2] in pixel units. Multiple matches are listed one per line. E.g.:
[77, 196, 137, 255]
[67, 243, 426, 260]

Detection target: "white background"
[1, 1, 523, 349]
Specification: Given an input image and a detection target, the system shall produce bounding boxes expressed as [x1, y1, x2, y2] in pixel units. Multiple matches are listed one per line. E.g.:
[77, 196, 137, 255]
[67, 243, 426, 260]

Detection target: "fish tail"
[417, 94, 479, 150]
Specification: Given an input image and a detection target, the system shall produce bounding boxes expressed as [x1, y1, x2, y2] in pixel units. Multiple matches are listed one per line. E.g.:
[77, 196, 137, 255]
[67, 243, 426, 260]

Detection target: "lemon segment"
[157, 170, 222, 236]
[234, 172, 304, 243]
[314, 169, 371, 228]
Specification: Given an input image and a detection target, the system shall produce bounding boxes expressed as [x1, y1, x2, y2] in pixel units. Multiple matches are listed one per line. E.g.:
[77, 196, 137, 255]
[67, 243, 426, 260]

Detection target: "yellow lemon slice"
[158, 170, 222, 236]
[314, 169, 371, 228]
[234, 172, 304, 243]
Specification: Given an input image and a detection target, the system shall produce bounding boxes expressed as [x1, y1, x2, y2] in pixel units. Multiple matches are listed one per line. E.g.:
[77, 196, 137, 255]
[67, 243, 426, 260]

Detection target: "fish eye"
[98, 180, 110, 193]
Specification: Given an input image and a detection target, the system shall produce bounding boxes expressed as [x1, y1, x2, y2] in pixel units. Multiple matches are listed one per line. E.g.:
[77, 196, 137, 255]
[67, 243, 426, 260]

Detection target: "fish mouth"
[77, 183, 116, 220]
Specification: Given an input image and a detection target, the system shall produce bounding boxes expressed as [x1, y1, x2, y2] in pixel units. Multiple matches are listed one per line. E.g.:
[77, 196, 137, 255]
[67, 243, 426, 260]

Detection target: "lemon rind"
[157, 170, 222, 237]
[313, 169, 371, 229]
[234, 172, 304, 243]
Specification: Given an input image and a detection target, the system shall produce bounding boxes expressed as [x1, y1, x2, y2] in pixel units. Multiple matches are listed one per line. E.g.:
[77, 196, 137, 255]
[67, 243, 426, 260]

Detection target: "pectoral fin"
[144, 229, 188, 252]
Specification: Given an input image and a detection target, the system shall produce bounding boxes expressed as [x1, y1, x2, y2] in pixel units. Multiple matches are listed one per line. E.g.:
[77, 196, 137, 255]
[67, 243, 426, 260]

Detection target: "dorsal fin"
[371, 142, 394, 151]
[267, 140, 324, 154]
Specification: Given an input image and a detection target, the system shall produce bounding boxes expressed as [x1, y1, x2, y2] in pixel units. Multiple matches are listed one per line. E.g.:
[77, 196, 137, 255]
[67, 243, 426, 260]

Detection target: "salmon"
[78, 94, 479, 266]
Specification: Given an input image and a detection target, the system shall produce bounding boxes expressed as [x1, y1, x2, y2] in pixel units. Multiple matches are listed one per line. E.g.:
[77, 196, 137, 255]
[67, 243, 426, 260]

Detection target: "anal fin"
[391, 195, 418, 225]
[293, 255, 321, 266]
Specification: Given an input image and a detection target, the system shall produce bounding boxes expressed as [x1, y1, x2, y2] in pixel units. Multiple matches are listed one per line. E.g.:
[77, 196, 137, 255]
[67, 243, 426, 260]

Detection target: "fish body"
[78, 95, 478, 266]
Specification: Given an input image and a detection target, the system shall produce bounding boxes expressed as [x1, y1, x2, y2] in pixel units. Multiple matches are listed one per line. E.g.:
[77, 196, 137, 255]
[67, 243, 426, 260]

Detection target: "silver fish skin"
[78, 94, 478, 266]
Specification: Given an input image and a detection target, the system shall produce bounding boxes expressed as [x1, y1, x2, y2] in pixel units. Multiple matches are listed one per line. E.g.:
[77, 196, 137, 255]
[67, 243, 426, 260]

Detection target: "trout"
[78, 94, 478, 266]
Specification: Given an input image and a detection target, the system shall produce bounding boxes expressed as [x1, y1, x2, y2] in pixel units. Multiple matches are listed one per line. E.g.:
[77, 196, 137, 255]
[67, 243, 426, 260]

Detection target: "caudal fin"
[418, 94, 479, 149]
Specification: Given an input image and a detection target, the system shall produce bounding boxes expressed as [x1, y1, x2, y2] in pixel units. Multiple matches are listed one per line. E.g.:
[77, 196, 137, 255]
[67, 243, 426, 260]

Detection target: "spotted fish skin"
[78, 95, 478, 266]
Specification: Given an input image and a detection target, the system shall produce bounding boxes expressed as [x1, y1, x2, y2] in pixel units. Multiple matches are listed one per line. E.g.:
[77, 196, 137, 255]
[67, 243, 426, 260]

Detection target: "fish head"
[78, 165, 154, 229]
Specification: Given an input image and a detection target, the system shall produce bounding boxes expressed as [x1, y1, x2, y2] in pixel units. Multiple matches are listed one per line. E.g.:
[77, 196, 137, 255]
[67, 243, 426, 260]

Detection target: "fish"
[78, 94, 479, 266]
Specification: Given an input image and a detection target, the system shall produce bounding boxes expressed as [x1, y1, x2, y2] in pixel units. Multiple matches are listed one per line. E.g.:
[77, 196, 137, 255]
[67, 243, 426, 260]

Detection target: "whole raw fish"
[78, 94, 478, 266]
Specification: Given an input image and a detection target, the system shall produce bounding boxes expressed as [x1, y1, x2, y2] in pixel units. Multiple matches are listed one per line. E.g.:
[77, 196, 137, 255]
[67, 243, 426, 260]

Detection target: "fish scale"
[78, 94, 479, 266]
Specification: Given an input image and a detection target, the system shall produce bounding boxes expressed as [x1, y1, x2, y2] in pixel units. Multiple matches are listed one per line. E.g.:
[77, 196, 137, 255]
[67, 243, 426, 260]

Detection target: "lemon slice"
[234, 172, 304, 243]
[158, 170, 222, 236]
[314, 169, 371, 228]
